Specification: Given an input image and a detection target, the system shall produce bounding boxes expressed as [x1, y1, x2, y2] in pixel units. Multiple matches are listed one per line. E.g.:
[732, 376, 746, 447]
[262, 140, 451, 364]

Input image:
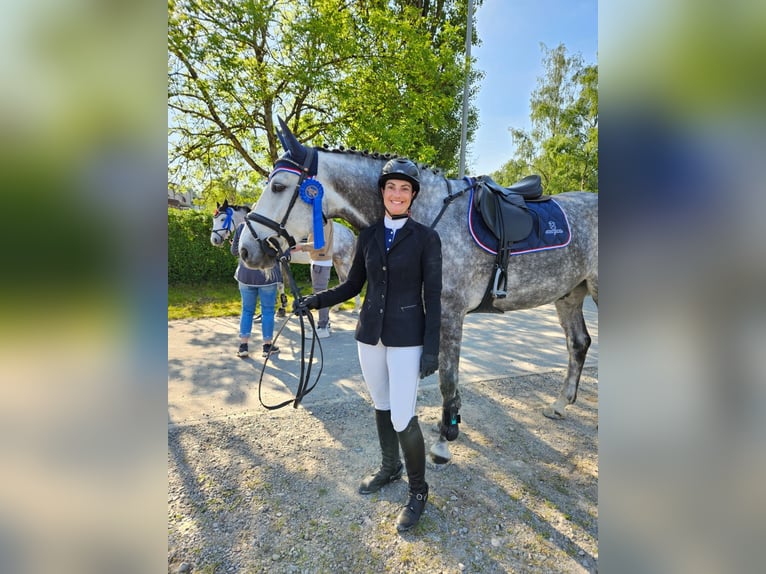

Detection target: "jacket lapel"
[388, 219, 413, 252]
[374, 221, 388, 256]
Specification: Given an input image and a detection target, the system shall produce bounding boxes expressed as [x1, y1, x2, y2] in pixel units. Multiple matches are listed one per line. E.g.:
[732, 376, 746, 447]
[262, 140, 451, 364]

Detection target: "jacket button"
[379, 309, 383, 314]
[382, 266, 387, 271]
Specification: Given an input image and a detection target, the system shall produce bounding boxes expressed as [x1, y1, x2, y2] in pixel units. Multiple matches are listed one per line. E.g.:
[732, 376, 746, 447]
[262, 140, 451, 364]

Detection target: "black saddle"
[479, 174, 543, 201]
[472, 174, 544, 300]
[473, 175, 542, 244]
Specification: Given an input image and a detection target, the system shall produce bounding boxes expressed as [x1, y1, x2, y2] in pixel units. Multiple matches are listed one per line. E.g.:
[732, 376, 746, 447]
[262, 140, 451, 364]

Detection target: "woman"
[231, 222, 282, 358]
[296, 158, 442, 531]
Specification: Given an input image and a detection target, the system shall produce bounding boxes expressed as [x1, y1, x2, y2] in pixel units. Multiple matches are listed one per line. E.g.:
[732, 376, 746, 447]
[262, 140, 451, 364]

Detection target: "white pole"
[458, 0, 474, 179]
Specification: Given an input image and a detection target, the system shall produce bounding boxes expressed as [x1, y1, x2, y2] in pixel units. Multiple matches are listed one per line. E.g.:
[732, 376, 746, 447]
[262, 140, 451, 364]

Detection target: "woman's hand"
[419, 353, 438, 379]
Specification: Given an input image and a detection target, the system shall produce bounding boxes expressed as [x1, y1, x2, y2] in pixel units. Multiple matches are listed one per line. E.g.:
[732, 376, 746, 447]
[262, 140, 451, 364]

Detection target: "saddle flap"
[474, 180, 534, 244]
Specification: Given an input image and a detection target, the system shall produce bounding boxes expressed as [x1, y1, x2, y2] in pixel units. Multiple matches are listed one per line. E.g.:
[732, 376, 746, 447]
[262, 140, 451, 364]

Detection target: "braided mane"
[319, 144, 444, 176]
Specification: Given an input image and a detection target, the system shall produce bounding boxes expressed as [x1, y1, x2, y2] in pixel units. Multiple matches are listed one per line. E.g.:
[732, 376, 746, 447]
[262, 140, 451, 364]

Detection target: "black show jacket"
[314, 218, 442, 356]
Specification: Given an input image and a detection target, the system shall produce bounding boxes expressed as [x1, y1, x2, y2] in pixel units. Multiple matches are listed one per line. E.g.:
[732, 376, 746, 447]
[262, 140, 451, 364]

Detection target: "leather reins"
[246, 148, 324, 410]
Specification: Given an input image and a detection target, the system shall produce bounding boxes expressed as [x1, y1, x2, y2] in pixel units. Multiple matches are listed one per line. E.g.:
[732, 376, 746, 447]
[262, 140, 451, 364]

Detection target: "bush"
[168, 208, 311, 285]
[168, 209, 235, 283]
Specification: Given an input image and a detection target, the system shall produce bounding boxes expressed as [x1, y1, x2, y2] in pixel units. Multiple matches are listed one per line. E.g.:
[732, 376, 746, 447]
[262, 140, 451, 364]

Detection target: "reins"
[248, 146, 325, 410]
[256, 250, 324, 410]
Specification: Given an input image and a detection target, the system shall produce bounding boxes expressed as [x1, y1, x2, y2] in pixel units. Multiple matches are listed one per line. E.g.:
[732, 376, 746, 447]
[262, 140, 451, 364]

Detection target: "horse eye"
[271, 182, 286, 193]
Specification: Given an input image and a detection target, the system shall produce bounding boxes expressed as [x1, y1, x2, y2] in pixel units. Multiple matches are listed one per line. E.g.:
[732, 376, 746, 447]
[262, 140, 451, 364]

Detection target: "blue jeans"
[238, 282, 278, 341]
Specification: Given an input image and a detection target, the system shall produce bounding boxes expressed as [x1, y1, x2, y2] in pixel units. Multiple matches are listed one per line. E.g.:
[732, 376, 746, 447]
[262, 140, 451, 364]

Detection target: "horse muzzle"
[238, 229, 277, 271]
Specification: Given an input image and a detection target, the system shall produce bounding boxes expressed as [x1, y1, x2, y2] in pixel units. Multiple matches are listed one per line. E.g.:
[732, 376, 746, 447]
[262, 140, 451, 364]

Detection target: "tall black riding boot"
[396, 416, 429, 532]
[358, 410, 403, 494]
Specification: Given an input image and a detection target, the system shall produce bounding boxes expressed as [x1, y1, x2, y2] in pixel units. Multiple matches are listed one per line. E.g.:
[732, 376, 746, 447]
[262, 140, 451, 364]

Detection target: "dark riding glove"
[419, 353, 439, 379]
[293, 294, 320, 315]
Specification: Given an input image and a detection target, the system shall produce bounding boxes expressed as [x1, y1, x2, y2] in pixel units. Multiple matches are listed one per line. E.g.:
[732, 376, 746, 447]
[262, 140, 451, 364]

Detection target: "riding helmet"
[378, 158, 420, 195]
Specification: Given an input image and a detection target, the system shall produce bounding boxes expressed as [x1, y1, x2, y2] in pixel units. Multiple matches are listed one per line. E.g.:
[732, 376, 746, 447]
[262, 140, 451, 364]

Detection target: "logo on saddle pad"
[544, 220, 564, 236]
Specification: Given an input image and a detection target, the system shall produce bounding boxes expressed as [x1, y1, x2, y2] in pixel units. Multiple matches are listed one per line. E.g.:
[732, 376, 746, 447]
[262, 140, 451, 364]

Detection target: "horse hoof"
[429, 452, 451, 465]
[429, 442, 452, 465]
[542, 407, 565, 420]
[428, 458, 451, 470]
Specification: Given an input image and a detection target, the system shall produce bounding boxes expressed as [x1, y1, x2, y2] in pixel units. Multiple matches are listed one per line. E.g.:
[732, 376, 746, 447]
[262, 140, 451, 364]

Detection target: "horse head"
[210, 200, 248, 246]
[239, 118, 328, 270]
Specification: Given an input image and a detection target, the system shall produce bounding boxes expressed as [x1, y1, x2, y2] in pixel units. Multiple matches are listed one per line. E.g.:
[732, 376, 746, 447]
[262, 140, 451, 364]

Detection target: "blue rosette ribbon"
[222, 207, 234, 232]
[299, 178, 325, 249]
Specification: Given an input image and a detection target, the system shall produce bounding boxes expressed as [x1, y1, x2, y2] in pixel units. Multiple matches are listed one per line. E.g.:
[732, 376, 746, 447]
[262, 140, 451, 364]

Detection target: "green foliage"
[168, 0, 483, 194]
[492, 44, 598, 194]
[168, 208, 237, 283]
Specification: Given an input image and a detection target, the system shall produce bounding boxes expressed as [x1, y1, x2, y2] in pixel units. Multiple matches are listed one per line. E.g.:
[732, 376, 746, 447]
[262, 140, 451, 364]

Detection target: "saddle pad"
[468, 187, 571, 255]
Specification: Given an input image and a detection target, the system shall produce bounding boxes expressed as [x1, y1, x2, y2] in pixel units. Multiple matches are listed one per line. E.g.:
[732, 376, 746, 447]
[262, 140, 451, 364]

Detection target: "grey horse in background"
[238, 119, 598, 465]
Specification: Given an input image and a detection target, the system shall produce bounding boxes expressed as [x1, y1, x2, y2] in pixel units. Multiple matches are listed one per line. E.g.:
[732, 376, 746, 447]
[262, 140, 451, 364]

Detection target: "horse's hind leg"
[588, 275, 599, 306]
[544, 283, 592, 419]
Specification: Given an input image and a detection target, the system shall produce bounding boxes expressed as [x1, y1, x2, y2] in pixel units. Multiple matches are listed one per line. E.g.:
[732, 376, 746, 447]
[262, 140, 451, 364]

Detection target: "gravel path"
[168, 366, 598, 573]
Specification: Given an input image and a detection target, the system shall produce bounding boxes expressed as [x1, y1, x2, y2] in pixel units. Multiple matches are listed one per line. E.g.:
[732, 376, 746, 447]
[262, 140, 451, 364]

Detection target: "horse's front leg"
[429, 316, 465, 465]
[544, 285, 591, 419]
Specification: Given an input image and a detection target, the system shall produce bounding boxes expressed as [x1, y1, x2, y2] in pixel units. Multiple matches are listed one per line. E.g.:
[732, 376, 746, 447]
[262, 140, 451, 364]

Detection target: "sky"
[468, 0, 598, 175]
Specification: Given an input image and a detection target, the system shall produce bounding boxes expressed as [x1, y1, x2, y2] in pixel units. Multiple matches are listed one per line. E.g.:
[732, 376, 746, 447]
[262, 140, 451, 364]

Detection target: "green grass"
[168, 279, 363, 320]
[168, 281, 243, 320]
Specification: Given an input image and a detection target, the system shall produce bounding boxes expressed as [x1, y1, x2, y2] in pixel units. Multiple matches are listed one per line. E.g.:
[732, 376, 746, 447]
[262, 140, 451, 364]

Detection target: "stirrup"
[491, 267, 507, 298]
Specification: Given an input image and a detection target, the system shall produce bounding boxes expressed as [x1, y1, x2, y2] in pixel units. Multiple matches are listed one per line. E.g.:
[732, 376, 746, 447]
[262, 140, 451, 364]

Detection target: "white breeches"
[357, 341, 422, 432]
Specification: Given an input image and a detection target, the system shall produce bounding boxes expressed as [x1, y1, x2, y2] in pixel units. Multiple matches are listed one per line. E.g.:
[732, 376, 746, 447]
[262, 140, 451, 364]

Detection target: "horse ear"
[216, 201, 221, 208]
[277, 116, 304, 156]
[221, 199, 229, 208]
[276, 125, 287, 151]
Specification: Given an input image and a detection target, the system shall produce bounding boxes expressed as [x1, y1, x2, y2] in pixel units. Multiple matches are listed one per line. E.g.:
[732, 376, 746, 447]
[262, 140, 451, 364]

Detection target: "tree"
[168, 0, 483, 203]
[492, 44, 598, 193]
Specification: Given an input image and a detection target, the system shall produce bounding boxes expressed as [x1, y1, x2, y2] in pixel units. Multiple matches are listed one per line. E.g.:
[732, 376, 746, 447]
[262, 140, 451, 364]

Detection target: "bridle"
[248, 147, 324, 410]
[211, 207, 235, 243]
[244, 147, 316, 260]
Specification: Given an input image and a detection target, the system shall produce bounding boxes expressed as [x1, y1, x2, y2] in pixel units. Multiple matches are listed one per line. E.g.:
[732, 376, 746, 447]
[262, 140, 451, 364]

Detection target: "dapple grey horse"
[238, 119, 598, 464]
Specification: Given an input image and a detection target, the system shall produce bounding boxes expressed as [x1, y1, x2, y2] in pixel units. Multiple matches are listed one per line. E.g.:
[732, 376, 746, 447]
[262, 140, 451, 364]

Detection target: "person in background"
[293, 217, 334, 338]
[295, 158, 442, 532]
[231, 222, 282, 358]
